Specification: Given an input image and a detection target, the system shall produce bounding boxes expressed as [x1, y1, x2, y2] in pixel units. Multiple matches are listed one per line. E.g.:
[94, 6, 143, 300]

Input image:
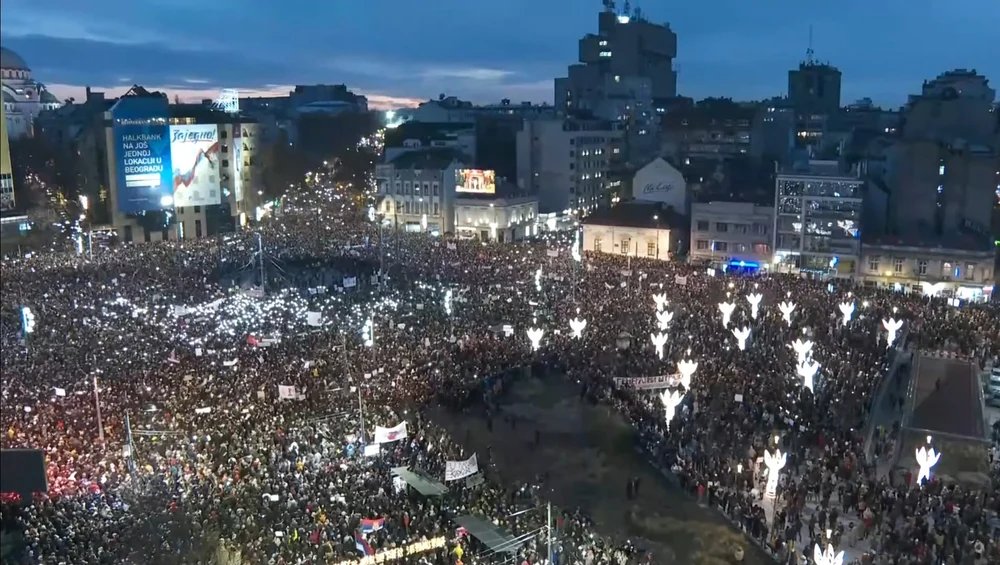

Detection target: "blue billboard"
[112, 97, 173, 213]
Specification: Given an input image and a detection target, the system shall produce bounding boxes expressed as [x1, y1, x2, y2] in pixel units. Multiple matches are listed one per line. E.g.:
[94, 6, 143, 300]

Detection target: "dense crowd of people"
[2, 193, 999, 565]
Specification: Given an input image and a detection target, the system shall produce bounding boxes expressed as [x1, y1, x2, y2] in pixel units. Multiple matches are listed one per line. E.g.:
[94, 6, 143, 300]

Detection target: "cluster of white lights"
[718, 301, 736, 328]
[838, 302, 854, 326]
[778, 301, 795, 325]
[569, 318, 587, 339]
[746, 293, 762, 320]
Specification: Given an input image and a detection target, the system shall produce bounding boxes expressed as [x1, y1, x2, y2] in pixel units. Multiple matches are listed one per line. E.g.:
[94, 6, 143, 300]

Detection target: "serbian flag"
[360, 517, 385, 534]
[247, 334, 260, 347]
[354, 532, 375, 556]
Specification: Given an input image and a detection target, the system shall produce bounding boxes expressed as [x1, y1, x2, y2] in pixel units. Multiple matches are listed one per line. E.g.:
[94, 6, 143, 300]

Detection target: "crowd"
[1, 194, 999, 565]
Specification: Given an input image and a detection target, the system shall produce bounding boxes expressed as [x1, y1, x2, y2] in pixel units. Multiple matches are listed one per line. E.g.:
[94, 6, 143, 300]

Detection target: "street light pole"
[93, 374, 104, 443]
[547, 501, 553, 565]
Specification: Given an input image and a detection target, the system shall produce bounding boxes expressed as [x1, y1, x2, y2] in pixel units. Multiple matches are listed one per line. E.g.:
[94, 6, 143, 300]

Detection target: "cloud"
[419, 67, 515, 81]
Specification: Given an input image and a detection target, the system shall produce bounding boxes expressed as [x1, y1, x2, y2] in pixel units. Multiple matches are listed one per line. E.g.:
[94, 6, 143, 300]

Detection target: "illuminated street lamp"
[778, 301, 795, 325]
[660, 389, 684, 431]
[746, 293, 763, 319]
[655, 309, 673, 331]
[915, 436, 941, 484]
[838, 302, 855, 326]
[650, 332, 668, 359]
[569, 318, 587, 339]
[883, 318, 903, 348]
[732, 327, 751, 351]
[797, 360, 821, 393]
[677, 359, 697, 390]
[791, 338, 813, 365]
[526, 328, 545, 351]
[718, 301, 736, 328]
[763, 448, 786, 498]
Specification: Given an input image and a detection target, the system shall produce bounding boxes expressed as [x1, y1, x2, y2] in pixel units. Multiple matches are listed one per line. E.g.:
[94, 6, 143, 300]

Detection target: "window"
[696, 240, 709, 250]
[868, 256, 880, 272]
[753, 243, 769, 255]
[965, 263, 975, 280]
[696, 220, 709, 231]
[222, 160, 229, 167]
[716, 222, 728, 232]
[620, 238, 631, 255]
[734, 224, 748, 234]
[195, 219, 203, 238]
[194, 205, 201, 213]
[713, 241, 728, 252]
[433, 202, 439, 216]
[432, 182, 439, 196]
[942, 262, 952, 277]
[403, 181, 410, 194]
[594, 237, 603, 253]
[569, 150, 575, 157]
[124, 225, 133, 243]
[918, 260, 927, 275]
[894, 258, 904, 274]
[395, 181, 402, 194]
[753, 223, 767, 235]
[647, 241, 656, 257]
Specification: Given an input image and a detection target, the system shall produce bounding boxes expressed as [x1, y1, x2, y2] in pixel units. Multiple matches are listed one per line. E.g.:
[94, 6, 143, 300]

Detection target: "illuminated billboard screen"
[170, 124, 222, 207]
[113, 97, 173, 213]
[455, 169, 496, 195]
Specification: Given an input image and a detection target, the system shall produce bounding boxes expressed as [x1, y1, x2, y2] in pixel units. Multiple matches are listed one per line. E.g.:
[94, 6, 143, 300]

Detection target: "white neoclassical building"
[1, 47, 62, 138]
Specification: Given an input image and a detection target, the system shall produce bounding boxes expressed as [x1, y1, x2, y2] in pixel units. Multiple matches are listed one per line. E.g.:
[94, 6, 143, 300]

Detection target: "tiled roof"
[581, 201, 686, 230]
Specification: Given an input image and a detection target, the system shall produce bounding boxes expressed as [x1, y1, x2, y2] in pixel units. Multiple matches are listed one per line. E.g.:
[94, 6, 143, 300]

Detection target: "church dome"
[1, 47, 30, 71]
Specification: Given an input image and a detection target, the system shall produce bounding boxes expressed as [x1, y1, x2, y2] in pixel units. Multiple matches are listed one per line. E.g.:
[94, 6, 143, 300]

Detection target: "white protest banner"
[374, 422, 408, 444]
[278, 385, 298, 400]
[363, 444, 381, 457]
[195, 407, 212, 414]
[447, 242, 457, 250]
[305, 311, 322, 327]
[343, 277, 357, 288]
[675, 275, 688, 286]
[614, 374, 683, 391]
[223, 358, 238, 367]
[445, 454, 479, 481]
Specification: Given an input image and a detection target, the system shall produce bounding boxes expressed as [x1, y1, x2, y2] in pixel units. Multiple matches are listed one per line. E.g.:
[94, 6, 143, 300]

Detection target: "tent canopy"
[454, 514, 522, 554]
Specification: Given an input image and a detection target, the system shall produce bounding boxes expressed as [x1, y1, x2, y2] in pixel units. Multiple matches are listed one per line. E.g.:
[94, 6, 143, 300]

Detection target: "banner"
[305, 311, 322, 327]
[445, 454, 479, 481]
[277, 385, 298, 400]
[169, 124, 221, 207]
[343, 277, 358, 288]
[374, 422, 407, 444]
[675, 275, 688, 286]
[446, 242, 457, 250]
[112, 96, 173, 213]
[614, 374, 682, 390]
[546, 249, 559, 258]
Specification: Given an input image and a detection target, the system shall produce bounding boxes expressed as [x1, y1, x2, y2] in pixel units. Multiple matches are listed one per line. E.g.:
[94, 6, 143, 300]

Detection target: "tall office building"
[0, 102, 13, 211]
[772, 160, 862, 275]
[554, 1, 677, 165]
[788, 61, 842, 116]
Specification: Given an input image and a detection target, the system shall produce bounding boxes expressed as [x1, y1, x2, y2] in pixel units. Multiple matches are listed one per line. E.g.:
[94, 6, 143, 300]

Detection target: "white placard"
[445, 454, 479, 481]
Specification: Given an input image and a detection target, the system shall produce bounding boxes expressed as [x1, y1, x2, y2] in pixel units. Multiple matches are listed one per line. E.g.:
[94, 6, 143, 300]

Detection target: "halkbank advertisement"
[113, 97, 173, 213]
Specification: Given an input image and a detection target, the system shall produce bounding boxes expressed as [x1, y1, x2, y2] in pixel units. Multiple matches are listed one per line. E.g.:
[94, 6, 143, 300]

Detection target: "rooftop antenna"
[806, 25, 815, 65]
[603, 0, 615, 13]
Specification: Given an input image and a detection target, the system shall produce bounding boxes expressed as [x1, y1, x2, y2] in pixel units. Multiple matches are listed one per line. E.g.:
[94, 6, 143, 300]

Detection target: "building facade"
[857, 237, 995, 302]
[375, 148, 463, 234]
[454, 196, 538, 242]
[690, 202, 774, 267]
[772, 160, 862, 276]
[516, 117, 623, 215]
[0, 102, 13, 212]
[1, 48, 62, 138]
[788, 61, 842, 116]
[581, 202, 684, 261]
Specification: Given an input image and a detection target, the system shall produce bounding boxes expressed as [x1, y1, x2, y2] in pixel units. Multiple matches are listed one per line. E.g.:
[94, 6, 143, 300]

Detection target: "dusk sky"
[2, 0, 998, 110]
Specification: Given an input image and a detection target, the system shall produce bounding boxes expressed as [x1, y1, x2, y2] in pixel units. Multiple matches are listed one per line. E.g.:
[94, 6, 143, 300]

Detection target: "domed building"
[1, 47, 62, 138]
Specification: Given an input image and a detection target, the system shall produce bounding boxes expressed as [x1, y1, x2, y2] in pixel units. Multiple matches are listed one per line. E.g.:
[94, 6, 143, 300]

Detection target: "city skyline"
[1, 0, 998, 109]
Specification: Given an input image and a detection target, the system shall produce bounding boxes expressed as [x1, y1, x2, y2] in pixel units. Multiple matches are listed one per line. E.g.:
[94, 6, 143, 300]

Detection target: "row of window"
[383, 199, 440, 216]
[867, 257, 978, 280]
[694, 220, 768, 235]
[391, 180, 441, 197]
[592, 237, 660, 258]
[694, 240, 771, 254]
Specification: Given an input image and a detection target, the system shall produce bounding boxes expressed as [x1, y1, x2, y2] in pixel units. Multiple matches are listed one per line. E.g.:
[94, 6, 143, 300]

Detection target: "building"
[857, 233, 995, 301]
[383, 121, 476, 164]
[78, 86, 263, 242]
[0, 102, 13, 212]
[661, 98, 755, 162]
[772, 159, 863, 276]
[581, 200, 685, 261]
[554, 3, 677, 165]
[374, 147, 538, 241]
[1, 48, 62, 138]
[516, 117, 623, 215]
[239, 84, 368, 147]
[750, 100, 796, 163]
[788, 60, 841, 116]
[690, 202, 774, 268]
[395, 96, 554, 124]
[631, 157, 687, 212]
[901, 69, 995, 144]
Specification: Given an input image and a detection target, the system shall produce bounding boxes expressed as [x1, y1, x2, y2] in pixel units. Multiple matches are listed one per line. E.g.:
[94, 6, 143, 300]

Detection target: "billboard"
[455, 169, 496, 195]
[233, 127, 243, 203]
[170, 124, 222, 207]
[113, 97, 173, 213]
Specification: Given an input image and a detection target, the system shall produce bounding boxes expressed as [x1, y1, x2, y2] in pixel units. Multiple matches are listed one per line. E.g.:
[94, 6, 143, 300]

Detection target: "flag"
[373, 422, 407, 444]
[354, 532, 375, 556]
[445, 454, 479, 481]
[247, 335, 259, 347]
[360, 518, 385, 534]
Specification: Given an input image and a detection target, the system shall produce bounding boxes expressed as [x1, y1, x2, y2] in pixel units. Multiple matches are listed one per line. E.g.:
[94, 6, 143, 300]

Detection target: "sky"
[1, 0, 998, 110]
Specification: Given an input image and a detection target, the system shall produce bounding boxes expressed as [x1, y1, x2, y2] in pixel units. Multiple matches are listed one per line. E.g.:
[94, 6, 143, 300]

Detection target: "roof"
[581, 201, 686, 230]
[384, 121, 473, 147]
[0, 47, 29, 71]
[389, 148, 467, 169]
[863, 229, 994, 252]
